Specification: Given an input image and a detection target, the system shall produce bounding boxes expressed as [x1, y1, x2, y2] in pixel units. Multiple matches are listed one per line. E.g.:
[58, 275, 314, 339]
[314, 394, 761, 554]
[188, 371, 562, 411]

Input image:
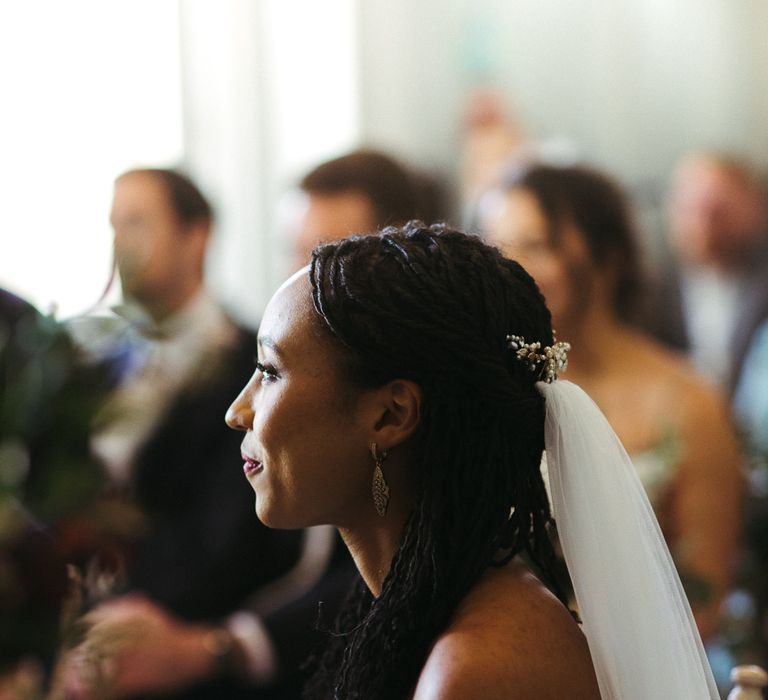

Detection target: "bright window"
[0, 1, 183, 318]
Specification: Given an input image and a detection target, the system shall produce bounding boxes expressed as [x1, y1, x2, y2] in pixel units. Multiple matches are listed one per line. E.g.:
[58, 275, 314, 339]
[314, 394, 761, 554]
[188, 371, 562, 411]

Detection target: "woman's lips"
[242, 454, 263, 478]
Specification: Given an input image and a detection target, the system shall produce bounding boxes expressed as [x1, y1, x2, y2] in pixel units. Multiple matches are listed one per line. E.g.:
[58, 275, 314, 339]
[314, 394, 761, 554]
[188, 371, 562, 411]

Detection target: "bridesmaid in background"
[482, 163, 744, 644]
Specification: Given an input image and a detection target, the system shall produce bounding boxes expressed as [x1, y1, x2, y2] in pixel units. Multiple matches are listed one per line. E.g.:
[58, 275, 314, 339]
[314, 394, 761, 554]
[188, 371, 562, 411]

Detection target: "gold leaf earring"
[370, 442, 390, 517]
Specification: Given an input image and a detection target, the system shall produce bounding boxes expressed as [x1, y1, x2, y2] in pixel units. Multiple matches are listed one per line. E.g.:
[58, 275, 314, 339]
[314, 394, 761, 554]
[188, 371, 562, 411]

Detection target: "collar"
[111, 291, 225, 342]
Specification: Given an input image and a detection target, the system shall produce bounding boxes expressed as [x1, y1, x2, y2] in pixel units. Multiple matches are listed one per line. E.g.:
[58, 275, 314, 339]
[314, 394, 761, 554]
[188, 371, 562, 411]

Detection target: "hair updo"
[305, 222, 564, 699]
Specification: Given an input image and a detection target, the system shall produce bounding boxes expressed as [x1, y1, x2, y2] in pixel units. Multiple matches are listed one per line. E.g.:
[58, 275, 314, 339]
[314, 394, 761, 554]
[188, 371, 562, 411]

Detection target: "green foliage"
[0, 301, 111, 667]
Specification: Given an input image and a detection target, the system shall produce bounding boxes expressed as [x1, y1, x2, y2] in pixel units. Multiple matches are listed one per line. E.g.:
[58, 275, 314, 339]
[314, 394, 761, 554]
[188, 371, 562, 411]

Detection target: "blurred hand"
[62, 595, 216, 699]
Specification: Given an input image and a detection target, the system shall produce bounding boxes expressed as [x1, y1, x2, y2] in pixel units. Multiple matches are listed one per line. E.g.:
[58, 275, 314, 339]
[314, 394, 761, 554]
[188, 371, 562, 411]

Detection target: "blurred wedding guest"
[659, 155, 768, 690]
[62, 168, 353, 700]
[290, 148, 444, 269]
[653, 154, 768, 392]
[481, 163, 744, 647]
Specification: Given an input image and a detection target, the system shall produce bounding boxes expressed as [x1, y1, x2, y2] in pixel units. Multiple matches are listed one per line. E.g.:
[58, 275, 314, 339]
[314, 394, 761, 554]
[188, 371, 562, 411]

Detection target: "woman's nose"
[225, 378, 255, 431]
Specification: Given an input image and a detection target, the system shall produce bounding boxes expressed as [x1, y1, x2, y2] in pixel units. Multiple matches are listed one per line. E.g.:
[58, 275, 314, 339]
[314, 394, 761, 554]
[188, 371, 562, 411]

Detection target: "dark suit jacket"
[129, 326, 301, 621]
[119, 323, 354, 699]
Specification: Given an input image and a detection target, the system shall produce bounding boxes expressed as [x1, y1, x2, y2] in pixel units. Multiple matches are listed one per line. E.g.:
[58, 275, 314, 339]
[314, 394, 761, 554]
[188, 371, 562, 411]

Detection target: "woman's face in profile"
[226, 270, 374, 530]
[485, 187, 596, 329]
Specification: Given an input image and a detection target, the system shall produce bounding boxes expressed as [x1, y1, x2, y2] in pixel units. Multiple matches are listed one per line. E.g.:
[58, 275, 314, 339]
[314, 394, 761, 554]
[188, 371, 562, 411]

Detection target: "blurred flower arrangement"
[704, 427, 768, 693]
[0, 291, 143, 695]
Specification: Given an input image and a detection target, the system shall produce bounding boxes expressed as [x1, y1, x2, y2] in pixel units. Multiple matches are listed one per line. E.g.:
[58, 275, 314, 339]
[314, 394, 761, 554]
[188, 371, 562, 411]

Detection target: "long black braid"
[304, 222, 566, 699]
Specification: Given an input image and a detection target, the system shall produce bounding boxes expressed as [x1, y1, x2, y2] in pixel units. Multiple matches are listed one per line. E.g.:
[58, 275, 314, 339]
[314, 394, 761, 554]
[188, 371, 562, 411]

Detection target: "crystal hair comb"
[506, 334, 571, 383]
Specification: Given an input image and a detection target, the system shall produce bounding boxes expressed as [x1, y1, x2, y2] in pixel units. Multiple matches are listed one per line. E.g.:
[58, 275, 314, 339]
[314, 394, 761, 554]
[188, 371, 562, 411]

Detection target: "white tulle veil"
[538, 380, 719, 700]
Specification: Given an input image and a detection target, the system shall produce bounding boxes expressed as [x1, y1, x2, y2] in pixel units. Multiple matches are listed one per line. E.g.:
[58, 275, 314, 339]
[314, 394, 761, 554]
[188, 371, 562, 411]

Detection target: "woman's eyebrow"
[257, 335, 283, 356]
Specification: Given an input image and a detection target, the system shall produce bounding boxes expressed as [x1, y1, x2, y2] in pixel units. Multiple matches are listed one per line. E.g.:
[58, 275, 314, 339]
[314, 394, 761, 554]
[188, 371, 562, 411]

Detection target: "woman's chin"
[255, 501, 313, 530]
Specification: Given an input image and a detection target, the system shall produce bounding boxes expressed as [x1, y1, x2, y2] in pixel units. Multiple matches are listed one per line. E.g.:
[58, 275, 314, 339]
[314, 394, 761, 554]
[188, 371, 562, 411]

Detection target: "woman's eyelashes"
[255, 360, 280, 383]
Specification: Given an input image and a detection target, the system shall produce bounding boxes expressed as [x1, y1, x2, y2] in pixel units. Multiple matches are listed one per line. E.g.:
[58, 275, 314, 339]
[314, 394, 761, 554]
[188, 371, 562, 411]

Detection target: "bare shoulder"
[412, 562, 600, 700]
[623, 331, 729, 416]
[624, 331, 704, 387]
[635, 334, 737, 436]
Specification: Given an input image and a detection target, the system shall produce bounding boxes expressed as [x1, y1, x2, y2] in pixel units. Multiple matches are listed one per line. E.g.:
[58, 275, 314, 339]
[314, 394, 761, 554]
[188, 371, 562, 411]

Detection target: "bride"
[226, 221, 717, 699]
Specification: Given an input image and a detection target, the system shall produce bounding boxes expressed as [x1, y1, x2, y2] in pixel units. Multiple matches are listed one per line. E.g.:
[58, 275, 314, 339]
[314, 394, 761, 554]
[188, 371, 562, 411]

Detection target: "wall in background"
[357, 0, 768, 181]
[353, 0, 768, 263]
[3, 1, 767, 320]
[179, 0, 359, 327]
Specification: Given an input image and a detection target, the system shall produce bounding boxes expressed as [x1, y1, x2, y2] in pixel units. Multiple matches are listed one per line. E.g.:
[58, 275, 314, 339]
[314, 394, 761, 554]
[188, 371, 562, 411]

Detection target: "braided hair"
[304, 221, 565, 699]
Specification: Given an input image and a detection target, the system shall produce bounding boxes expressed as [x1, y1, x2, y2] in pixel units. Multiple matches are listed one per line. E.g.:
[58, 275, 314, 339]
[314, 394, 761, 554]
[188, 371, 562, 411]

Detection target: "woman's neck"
[339, 520, 406, 598]
[338, 482, 415, 597]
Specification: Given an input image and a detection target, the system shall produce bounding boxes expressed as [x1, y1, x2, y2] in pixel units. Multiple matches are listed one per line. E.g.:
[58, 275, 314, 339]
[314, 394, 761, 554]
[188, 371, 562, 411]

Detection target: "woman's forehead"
[261, 271, 311, 335]
[276, 264, 311, 295]
[259, 270, 331, 362]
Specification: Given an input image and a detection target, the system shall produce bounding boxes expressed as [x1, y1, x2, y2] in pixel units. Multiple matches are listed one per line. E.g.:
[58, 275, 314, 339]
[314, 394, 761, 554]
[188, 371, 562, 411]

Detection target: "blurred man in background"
[653, 153, 768, 393]
[290, 148, 444, 269]
[651, 154, 768, 681]
[62, 168, 350, 700]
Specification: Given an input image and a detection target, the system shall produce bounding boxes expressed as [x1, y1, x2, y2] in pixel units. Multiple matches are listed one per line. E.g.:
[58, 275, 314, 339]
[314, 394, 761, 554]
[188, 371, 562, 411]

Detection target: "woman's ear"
[369, 379, 422, 450]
